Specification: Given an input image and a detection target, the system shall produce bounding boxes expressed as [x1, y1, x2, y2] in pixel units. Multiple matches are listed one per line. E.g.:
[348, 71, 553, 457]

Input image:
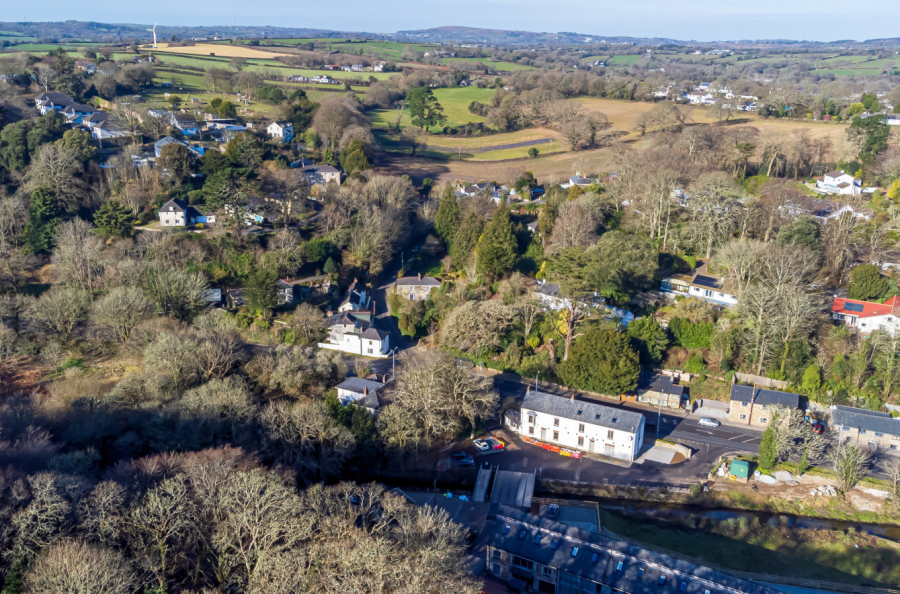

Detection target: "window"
[533, 535, 541, 545]
[528, 426, 534, 435]
[512, 556, 534, 570]
[860, 430, 867, 435]
[638, 569, 645, 578]
[553, 431, 559, 441]
[367, 349, 373, 355]
[578, 437, 584, 447]
[554, 418, 560, 427]
[518, 530, 527, 540]
[616, 561, 624, 571]
[529, 413, 536, 425]
[572, 547, 579, 557]
[542, 566, 553, 576]
[742, 401, 748, 407]
[659, 576, 667, 585]
[492, 563, 501, 574]
[607, 430, 614, 440]
[591, 553, 599, 563]
[680, 582, 688, 592]
[502, 525, 511, 535]
[759, 418, 767, 423]
[551, 539, 559, 550]
[876, 432, 884, 437]
[578, 423, 585, 432]
[739, 414, 747, 420]
[493, 550, 502, 559]
[704, 290, 713, 297]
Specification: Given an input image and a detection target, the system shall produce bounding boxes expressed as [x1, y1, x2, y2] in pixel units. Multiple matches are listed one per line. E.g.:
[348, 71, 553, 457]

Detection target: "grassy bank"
[599, 506, 900, 588]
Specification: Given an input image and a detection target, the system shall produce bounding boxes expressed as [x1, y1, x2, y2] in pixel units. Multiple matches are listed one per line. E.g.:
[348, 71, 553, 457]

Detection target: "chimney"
[418, 272, 422, 281]
[570, 394, 575, 402]
[363, 386, 368, 396]
[526, 386, 531, 394]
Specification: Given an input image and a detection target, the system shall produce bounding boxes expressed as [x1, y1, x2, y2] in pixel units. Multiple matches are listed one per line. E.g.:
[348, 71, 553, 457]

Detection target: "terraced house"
[488, 506, 780, 594]
[832, 405, 900, 454]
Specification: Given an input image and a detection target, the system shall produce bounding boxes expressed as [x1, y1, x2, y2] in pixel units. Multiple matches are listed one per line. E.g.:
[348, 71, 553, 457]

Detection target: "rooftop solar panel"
[693, 275, 721, 289]
[843, 302, 864, 313]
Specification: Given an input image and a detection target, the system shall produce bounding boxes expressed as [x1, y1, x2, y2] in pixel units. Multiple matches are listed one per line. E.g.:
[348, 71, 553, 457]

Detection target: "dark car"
[450, 452, 475, 467]
[547, 504, 559, 519]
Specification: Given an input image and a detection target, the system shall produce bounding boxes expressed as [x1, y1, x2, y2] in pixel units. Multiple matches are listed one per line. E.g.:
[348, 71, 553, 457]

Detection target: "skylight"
[533, 535, 541, 545]
[616, 561, 624, 571]
[518, 530, 527, 540]
[551, 539, 559, 550]
[572, 547, 579, 557]
[502, 525, 511, 535]
[659, 576, 667, 585]
[591, 553, 599, 563]
[680, 582, 688, 592]
[638, 568, 644, 578]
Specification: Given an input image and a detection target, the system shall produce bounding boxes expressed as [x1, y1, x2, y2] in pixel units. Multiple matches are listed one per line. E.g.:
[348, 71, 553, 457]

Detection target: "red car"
[811, 421, 825, 434]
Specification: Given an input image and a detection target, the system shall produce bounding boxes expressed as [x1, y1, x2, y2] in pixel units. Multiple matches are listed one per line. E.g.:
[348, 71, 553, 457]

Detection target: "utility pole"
[657, 386, 667, 435]
[535, 371, 540, 391]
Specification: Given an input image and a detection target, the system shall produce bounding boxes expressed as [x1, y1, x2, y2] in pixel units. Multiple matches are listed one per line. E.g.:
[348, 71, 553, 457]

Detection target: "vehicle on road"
[450, 452, 475, 467]
[699, 417, 721, 428]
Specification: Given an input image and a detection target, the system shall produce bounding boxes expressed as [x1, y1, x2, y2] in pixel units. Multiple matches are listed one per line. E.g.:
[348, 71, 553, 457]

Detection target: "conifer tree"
[476, 197, 517, 279]
[23, 187, 60, 254]
[434, 183, 460, 247]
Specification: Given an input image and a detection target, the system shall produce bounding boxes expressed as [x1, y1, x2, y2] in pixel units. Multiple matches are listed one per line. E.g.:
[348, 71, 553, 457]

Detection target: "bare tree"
[832, 442, 872, 493]
[28, 286, 90, 343]
[52, 218, 105, 296]
[25, 538, 141, 594]
[546, 202, 597, 255]
[26, 143, 87, 211]
[91, 286, 155, 341]
[292, 302, 324, 343]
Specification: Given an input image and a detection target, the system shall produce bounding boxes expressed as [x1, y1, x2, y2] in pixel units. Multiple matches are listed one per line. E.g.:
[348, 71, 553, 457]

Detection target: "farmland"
[146, 42, 291, 59]
[441, 57, 534, 71]
[369, 87, 497, 132]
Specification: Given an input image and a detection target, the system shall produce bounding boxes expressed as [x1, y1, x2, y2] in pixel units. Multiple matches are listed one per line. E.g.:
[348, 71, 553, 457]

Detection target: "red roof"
[832, 295, 900, 318]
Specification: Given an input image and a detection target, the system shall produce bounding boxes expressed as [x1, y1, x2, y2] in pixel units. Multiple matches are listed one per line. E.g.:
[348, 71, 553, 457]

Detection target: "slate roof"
[359, 327, 389, 340]
[637, 373, 685, 398]
[522, 391, 644, 433]
[299, 164, 340, 174]
[395, 276, 440, 287]
[155, 136, 188, 150]
[729, 385, 800, 409]
[160, 199, 187, 213]
[37, 92, 74, 105]
[832, 405, 900, 436]
[337, 377, 385, 395]
[82, 112, 109, 123]
[490, 506, 779, 594]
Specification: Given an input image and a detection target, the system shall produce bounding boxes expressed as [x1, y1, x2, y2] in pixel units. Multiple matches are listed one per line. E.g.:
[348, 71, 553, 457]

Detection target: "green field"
[441, 57, 534, 71]
[369, 87, 497, 132]
[607, 55, 644, 66]
[215, 38, 436, 60]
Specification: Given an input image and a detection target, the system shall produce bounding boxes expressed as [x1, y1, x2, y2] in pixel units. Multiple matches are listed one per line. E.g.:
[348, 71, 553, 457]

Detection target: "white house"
[660, 264, 738, 307]
[373, 63, 385, 72]
[832, 296, 900, 336]
[338, 279, 370, 312]
[816, 170, 862, 196]
[60, 103, 99, 124]
[518, 389, 645, 462]
[158, 199, 216, 227]
[686, 92, 714, 105]
[561, 174, 597, 189]
[335, 378, 384, 415]
[781, 194, 872, 223]
[297, 164, 341, 188]
[266, 120, 294, 143]
[170, 113, 199, 136]
[319, 311, 390, 357]
[35, 92, 74, 115]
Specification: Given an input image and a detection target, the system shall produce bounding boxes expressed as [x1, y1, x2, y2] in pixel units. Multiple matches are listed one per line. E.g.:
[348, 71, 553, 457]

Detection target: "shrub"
[684, 355, 706, 375]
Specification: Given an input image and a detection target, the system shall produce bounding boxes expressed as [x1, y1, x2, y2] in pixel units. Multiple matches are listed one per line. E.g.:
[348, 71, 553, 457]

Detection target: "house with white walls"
[518, 389, 645, 462]
[832, 295, 900, 336]
[815, 170, 862, 196]
[660, 264, 738, 307]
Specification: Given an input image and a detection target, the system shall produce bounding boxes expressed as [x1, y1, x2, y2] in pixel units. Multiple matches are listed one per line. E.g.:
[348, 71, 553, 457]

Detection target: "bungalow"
[634, 373, 685, 409]
[660, 264, 737, 307]
[728, 385, 801, 428]
[783, 194, 871, 222]
[35, 92, 74, 115]
[319, 310, 390, 357]
[335, 378, 384, 415]
[297, 164, 341, 188]
[90, 125, 131, 140]
[832, 295, 900, 336]
[394, 274, 440, 301]
[266, 120, 294, 143]
[561, 174, 597, 189]
[373, 63, 385, 72]
[323, 64, 341, 71]
[158, 199, 216, 227]
[832, 405, 900, 453]
[290, 75, 311, 83]
[815, 170, 862, 196]
[686, 92, 714, 105]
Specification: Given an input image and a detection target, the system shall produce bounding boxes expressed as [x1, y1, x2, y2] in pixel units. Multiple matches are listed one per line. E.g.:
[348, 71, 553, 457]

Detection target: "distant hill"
[394, 26, 682, 46]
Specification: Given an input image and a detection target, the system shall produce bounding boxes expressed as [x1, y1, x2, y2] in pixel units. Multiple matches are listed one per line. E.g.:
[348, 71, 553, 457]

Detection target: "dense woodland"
[0, 40, 899, 592]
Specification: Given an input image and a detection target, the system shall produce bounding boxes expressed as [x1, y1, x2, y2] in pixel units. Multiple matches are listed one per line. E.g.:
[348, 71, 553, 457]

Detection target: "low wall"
[734, 372, 789, 390]
[654, 439, 693, 459]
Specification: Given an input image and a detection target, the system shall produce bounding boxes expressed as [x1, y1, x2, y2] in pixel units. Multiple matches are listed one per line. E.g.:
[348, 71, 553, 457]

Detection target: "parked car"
[547, 504, 559, 519]
[450, 452, 474, 467]
[811, 421, 825, 434]
[472, 439, 490, 451]
[699, 417, 721, 428]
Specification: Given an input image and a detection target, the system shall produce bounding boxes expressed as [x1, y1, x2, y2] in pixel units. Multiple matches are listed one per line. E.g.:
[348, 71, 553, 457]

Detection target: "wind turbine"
[147, 23, 157, 49]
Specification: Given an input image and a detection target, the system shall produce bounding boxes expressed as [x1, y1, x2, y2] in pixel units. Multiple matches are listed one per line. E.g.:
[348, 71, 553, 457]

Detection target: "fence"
[734, 372, 789, 390]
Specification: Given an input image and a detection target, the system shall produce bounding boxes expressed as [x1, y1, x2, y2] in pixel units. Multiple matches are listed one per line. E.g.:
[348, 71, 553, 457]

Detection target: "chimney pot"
[418, 272, 422, 280]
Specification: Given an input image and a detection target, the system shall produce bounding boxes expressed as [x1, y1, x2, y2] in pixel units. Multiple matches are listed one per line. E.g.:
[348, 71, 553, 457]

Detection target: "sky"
[15, 0, 900, 43]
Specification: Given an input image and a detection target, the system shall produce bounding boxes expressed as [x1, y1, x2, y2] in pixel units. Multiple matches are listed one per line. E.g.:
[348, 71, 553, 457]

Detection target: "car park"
[450, 452, 475, 467]
[699, 417, 721, 428]
[472, 439, 490, 451]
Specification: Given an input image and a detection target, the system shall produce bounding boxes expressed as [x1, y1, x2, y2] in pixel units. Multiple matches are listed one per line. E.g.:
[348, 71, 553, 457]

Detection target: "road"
[491, 374, 762, 454]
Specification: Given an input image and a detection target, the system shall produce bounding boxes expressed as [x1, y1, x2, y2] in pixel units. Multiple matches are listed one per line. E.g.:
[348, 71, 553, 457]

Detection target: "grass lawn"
[599, 508, 900, 588]
[682, 377, 730, 402]
[424, 128, 558, 149]
[606, 55, 644, 66]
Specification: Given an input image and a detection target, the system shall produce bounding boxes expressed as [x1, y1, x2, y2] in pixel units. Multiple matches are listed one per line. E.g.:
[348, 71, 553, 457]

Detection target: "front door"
[588, 439, 595, 453]
[540, 428, 546, 441]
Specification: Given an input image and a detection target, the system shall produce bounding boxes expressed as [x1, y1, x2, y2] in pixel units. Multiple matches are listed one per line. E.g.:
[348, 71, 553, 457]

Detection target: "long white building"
[518, 389, 645, 462]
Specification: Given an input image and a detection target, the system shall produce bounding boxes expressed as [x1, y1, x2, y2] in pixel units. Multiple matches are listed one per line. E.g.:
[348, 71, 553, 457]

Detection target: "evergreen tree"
[338, 139, 372, 177]
[848, 263, 894, 302]
[94, 199, 133, 238]
[23, 187, 60, 254]
[626, 317, 670, 364]
[451, 212, 484, 269]
[244, 269, 278, 316]
[406, 87, 446, 129]
[758, 426, 777, 470]
[434, 183, 460, 247]
[557, 328, 640, 394]
[476, 197, 517, 279]
[323, 257, 338, 278]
